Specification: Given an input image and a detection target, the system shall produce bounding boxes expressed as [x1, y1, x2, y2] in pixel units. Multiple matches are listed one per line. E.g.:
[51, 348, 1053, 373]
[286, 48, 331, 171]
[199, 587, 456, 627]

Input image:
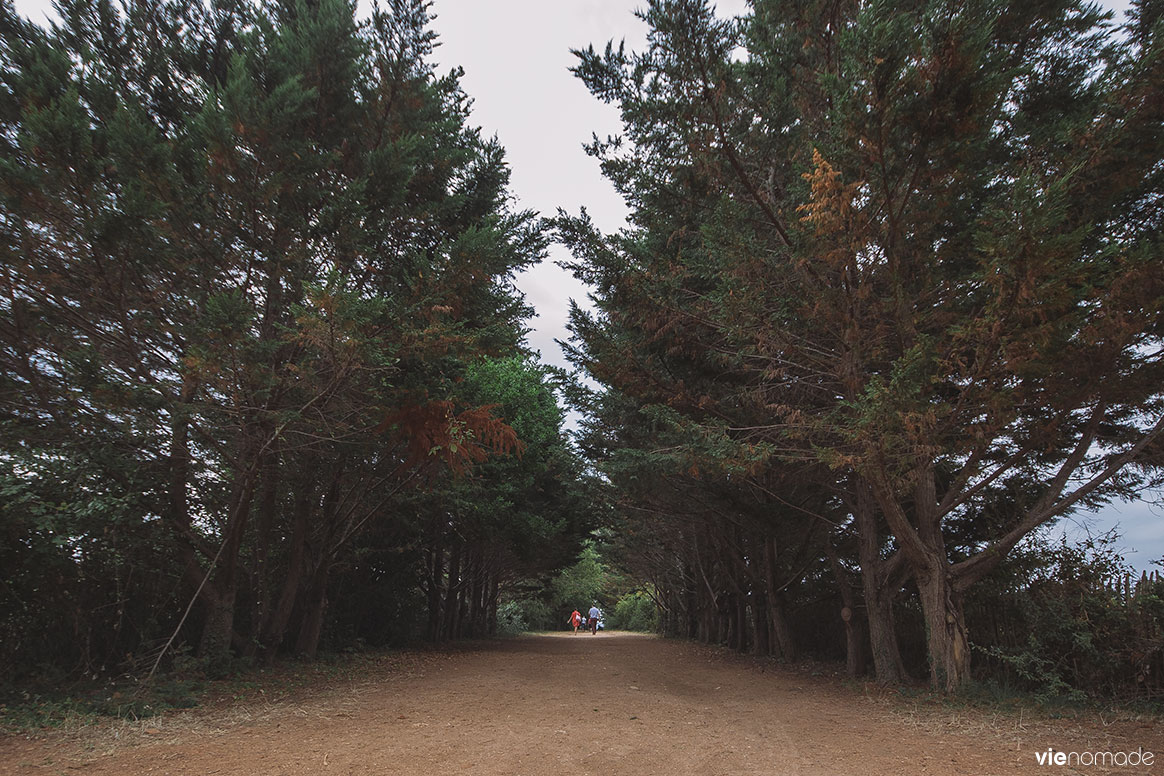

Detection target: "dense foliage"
[560, 0, 1164, 695]
[0, 0, 591, 684]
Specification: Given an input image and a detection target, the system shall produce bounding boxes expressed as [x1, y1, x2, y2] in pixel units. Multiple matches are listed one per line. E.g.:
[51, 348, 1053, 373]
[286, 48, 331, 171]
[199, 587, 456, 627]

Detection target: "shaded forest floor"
[1, 633, 1161, 775]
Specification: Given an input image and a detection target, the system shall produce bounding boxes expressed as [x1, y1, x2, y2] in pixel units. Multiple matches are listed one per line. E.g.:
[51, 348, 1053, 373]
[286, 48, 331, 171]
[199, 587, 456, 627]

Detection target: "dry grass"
[854, 678, 1164, 767]
[2, 649, 443, 758]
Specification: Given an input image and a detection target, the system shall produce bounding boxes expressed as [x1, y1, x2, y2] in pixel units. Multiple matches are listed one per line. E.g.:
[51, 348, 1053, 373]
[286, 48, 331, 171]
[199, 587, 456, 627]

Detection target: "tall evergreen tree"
[562, 0, 1164, 690]
[1, 0, 580, 677]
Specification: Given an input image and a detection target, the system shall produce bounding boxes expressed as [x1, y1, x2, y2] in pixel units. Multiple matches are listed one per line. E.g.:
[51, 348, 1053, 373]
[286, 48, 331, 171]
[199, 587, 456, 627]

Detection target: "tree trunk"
[871, 464, 969, 691]
[247, 457, 279, 657]
[198, 586, 235, 667]
[198, 468, 257, 662]
[426, 542, 445, 642]
[735, 594, 749, 653]
[295, 567, 329, 659]
[915, 465, 971, 691]
[824, 539, 866, 678]
[487, 575, 499, 636]
[916, 559, 970, 692]
[768, 594, 796, 661]
[854, 479, 906, 684]
[467, 553, 486, 638]
[752, 591, 771, 656]
[763, 537, 796, 661]
[842, 605, 865, 678]
[442, 544, 462, 641]
[260, 478, 312, 663]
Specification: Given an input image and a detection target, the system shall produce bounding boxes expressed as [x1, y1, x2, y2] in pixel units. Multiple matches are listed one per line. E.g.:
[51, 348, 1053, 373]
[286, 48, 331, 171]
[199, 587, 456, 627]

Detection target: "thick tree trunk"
[725, 594, 741, 651]
[915, 465, 971, 692]
[486, 575, 499, 636]
[198, 586, 236, 666]
[467, 553, 487, 638]
[871, 464, 970, 691]
[853, 480, 906, 684]
[169, 377, 214, 649]
[247, 458, 279, 657]
[916, 559, 970, 692]
[768, 594, 797, 661]
[735, 594, 749, 653]
[752, 591, 771, 656]
[842, 605, 865, 678]
[682, 559, 699, 639]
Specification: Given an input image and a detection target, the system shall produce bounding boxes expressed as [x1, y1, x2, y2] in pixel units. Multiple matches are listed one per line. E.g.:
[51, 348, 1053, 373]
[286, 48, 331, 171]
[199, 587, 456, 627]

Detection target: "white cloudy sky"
[425, 0, 749, 367]
[12, 0, 1162, 572]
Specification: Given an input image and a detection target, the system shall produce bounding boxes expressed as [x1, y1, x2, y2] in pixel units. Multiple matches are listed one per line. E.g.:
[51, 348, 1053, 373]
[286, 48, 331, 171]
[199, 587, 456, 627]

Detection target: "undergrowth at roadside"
[0, 648, 417, 734]
[882, 678, 1164, 723]
[694, 638, 1164, 724]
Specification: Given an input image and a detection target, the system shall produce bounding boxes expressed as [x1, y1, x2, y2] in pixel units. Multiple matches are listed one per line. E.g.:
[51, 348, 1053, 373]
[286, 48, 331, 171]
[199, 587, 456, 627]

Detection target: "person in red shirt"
[567, 609, 582, 634]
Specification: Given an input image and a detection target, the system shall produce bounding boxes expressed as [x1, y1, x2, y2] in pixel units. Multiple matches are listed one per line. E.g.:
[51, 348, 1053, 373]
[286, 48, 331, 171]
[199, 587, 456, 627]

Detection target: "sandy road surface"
[2, 633, 1160, 775]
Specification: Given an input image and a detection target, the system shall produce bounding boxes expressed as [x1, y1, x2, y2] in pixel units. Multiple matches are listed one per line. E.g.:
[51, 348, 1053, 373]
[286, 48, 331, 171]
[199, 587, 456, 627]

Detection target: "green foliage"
[970, 533, 1164, 702]
[551, 543, 609, 613]
[495, 598, 553, 636]
[0, 0, 583, 680]
[609, 590, 659, 632]
[559, 0, 1164, 691]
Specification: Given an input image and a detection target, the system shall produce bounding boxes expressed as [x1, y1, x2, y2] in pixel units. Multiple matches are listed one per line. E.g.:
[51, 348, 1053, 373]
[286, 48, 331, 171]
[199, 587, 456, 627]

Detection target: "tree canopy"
[0, 0, 592, 680]
[559, 0, 1164, 691]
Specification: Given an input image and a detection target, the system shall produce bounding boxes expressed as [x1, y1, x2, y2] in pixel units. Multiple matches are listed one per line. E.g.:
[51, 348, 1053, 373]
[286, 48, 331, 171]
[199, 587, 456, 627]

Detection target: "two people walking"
[567, 605, 602, 634]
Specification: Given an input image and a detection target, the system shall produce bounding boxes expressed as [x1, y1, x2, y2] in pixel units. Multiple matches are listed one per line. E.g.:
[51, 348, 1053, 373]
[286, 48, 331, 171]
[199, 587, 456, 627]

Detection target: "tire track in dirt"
[1, 633, 1158, 775]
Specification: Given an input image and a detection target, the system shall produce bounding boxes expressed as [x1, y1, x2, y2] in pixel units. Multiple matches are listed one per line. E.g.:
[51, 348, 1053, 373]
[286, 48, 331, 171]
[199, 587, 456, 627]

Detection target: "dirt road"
[2, 633, 1160, 775]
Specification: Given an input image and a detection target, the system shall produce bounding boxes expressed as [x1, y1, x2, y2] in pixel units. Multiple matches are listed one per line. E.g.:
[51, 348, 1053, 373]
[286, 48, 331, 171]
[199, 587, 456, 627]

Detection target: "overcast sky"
[426, 0, 747, 370]
[11, 0, 1162, 572]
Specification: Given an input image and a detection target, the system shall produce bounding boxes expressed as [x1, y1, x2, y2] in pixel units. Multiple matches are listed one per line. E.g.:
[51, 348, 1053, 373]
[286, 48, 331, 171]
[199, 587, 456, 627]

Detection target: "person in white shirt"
[587, 605, 601, 635]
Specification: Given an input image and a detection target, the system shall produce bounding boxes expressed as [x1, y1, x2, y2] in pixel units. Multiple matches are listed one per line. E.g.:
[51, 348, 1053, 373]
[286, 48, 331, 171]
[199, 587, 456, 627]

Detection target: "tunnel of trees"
[1, 0, 1163, 704]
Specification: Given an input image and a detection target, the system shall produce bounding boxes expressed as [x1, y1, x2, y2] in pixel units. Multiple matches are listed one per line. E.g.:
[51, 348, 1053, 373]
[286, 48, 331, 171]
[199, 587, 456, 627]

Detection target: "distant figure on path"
[568, 608, 582, 634]
[588, 604, 601, 635]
